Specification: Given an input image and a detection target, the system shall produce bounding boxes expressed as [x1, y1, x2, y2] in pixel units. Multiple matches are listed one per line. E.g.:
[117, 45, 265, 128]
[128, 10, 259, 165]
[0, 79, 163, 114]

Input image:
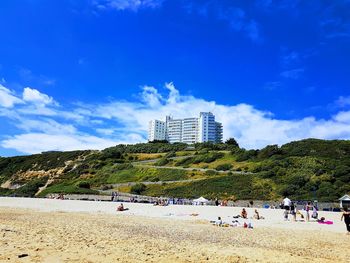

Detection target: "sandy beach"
[0, 198, 349, 262]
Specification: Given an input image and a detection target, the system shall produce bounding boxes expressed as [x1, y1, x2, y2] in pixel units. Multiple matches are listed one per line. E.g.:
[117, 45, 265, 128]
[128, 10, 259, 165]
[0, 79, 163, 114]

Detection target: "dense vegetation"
[0, 139, 349, 201]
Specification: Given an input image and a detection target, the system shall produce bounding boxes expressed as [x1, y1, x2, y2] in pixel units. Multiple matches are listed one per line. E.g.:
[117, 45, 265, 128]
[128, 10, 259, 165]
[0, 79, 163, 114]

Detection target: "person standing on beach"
[282, 197, 291, 220]
[341, 207, 350, 234]
[312, 205, 318, 220]
[290, 202, 296, 221]
[282, 197, 291, 210]
[305, 202, 312, 222]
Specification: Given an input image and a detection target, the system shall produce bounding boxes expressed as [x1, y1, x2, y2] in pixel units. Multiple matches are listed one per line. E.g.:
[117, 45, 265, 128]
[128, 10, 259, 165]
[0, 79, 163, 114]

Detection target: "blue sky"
[0, 0, 350, 156]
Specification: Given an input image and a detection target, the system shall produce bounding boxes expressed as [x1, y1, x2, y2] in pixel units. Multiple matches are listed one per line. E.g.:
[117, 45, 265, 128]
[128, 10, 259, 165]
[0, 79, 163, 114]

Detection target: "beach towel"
[318, 220, 333, 225]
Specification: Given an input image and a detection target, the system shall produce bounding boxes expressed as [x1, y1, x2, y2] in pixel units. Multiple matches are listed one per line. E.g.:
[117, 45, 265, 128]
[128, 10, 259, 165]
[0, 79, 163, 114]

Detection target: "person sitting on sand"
[214, 216, 223, 226]
[117, 203, 125, 211]
[253, 209, 265, 220]
[241, 208, 248, 219]
[232, 208, 248, 219]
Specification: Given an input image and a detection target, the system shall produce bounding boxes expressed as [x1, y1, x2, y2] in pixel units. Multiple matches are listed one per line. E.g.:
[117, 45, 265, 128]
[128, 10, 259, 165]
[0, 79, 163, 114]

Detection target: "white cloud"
[281, 51, 300, 66]
[186, 4, 262, 42]
[1, 82, 350, 154]
[76, 83, 350, 149]
[335, 96, 350, 108]
[15, 118, 77, 135]
[1, 133, 118, 154]
[333, 111, 350, 123]
[96, 128, 115, 135]
[94, 0, 163, 11]
[22, 87, 57, 106]
[244, 20, 260, 42]
[141, 85, 163, 107]
[164, 82, 180, 104]
[280, 68, 305, 79]
[0, 84, 23, 108]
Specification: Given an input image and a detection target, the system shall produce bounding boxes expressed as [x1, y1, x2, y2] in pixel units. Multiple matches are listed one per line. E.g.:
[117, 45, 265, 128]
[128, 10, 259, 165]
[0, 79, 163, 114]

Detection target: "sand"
[0, 197, 349, 263]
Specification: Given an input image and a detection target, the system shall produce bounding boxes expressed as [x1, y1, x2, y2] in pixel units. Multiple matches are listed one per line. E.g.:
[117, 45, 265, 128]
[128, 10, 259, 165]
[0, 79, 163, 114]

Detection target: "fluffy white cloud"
[141, 85, 163, 107]
[76, 83, 350, 149]
[1, 82, 350, 154]
[1, 133, 117, 154]
[22, 87, 57, 106]
[0, 84, 23, 108]
[15, 118, 77, 135]
[333, 111, 350, 123]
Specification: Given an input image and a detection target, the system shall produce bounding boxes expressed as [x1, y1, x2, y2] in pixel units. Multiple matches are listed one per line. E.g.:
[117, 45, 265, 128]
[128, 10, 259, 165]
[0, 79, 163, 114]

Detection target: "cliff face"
[1, 168, 64, 189]
[0, 150, 93, 196]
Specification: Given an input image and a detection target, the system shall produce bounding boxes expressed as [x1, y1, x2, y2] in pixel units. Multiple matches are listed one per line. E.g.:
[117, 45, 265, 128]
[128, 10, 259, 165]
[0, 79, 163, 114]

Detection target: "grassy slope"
[0, 139, 349, 201]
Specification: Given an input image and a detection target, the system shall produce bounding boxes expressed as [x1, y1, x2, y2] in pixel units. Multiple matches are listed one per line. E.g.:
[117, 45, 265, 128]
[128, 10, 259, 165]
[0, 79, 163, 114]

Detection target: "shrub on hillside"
[155, 158, 170, 166]
[101, 185, 113, 190]
[215, 163, 232, 171]
[165, 152, 176, 158]
[130, 183, 147, 195]
[175, 157, 194, 166]
[204, 170, 218, 176]
[76, 181, 90, 189]
[14, 176, 49, 197]
[257, 145, 282, 159]
[235, 149, 258, 161]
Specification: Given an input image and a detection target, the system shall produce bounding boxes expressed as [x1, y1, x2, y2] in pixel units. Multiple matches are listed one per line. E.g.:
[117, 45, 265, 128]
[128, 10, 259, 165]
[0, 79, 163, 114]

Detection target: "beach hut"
[193, 197, 209, 205]
[339, 194, 350, 208]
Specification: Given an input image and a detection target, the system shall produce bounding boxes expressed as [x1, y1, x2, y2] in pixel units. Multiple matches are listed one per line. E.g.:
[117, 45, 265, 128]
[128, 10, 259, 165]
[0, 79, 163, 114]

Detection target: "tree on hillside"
[257, 145, 281, 159]
[225, 138, 239, 148]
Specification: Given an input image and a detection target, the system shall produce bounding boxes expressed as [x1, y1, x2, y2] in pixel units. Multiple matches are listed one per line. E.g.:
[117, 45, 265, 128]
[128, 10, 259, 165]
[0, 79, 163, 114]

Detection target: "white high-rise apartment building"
[148, 112, 223, 144]
[148, 120, 166, 141]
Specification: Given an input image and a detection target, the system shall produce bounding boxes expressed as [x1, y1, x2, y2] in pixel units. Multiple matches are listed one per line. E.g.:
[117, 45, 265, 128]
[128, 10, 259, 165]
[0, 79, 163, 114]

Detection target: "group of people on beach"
[47, 194, 64, 199]
[282, 196, 350, 234]
[213, 208, 265, 229]
[231, 208, 264, 220]
[112, 194, 350, 234]
[153, 198, 169, 206]
[282, 197, 319, 222]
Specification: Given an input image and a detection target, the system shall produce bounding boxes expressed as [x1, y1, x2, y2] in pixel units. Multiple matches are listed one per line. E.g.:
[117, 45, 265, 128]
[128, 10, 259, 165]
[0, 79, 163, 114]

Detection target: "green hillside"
[0, 139, 349, 201]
